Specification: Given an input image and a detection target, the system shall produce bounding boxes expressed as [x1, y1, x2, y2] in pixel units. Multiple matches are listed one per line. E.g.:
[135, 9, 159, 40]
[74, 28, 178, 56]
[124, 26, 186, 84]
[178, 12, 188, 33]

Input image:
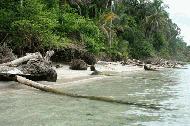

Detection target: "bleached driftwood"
[0, 52, 43, 67]
[16, 75, 161, 110]
[44, 50, 54, 62]
[0, 51, 57, 82]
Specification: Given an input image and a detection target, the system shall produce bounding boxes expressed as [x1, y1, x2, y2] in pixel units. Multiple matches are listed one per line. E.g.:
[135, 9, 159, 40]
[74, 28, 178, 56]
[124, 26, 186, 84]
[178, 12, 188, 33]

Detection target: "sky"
[164, 0, 190, 45]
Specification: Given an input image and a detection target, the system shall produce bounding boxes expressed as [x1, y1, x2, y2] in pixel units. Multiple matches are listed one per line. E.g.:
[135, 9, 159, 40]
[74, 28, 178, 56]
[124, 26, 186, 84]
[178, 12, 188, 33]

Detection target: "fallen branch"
[0, 52, 43, 67]
[44, 50, 54, 62]
[16, 75, 162, 110]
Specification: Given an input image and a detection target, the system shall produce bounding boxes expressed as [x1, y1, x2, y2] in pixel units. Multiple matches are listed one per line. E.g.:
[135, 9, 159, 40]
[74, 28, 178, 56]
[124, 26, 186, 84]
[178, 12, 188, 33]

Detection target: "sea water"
[0, 66, 190, 126]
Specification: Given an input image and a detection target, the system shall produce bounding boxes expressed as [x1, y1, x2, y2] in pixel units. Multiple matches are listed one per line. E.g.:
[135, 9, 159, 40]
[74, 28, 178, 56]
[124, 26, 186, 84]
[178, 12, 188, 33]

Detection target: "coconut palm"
[99, 12, 118, 47]
[142, 0, 168, 37]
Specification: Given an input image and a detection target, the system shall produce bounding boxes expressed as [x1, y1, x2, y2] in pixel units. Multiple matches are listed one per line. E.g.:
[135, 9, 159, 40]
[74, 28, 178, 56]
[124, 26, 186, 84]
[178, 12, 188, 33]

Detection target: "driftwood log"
[0, 52, 42, 67]
[0, 51, 57, 81]
[14, 75, 162, 110]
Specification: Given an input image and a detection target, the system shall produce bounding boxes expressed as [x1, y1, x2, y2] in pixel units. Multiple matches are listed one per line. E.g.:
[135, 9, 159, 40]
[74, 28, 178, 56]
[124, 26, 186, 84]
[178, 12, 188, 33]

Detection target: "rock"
[144, 64, 158, 71]
[90, 65, 96, 71]
[19, 58, 57, 82]
[51, 46, 97, 65]
[69, 59, 87, 70]
[144, 64, 151, 70]
[90, 65, 101, 75]
[45, 68, 57, 82]
[51, 44, 86, 63]
[55, 64, 63, 68]
[81, 52, 97, 65]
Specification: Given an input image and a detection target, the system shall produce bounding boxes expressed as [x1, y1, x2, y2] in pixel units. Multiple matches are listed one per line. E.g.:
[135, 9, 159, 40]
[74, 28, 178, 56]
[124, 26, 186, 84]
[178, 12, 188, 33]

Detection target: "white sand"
[54, 61, 143, 87]
[95, 61, 143, 72]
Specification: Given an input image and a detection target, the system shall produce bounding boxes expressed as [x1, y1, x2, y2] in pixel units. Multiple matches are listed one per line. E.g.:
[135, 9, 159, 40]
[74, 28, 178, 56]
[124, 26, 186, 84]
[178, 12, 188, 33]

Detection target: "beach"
[53, 61, 144, 87]
[0, 61, 144, 91]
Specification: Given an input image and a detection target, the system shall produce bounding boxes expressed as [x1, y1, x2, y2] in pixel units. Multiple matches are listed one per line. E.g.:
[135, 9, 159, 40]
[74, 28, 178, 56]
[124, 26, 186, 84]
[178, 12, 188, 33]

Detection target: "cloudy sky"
[164, 0, 190, 45]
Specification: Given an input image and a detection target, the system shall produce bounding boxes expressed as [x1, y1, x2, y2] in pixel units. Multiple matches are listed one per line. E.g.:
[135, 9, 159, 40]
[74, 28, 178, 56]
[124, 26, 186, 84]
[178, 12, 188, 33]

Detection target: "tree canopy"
[0, 0, 190, 61]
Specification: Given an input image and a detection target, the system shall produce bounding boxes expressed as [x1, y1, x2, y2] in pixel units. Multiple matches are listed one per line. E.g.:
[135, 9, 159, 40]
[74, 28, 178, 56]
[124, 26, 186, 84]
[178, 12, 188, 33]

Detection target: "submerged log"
[15, 75, 162, 110]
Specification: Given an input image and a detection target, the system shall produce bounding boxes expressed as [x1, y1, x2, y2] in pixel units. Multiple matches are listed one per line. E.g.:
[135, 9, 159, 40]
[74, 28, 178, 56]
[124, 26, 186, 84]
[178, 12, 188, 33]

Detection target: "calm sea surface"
[0, 66, 190, 126]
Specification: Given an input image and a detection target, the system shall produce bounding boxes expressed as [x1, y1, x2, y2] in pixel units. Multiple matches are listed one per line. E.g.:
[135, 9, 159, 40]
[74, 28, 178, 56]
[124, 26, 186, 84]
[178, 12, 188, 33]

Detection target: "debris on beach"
[0, 50, 57, 82]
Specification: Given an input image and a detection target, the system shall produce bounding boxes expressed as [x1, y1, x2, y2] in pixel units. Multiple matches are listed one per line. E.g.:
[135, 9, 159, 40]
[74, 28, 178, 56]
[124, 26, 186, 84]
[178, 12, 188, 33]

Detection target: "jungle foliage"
[0, 0, 190, 61]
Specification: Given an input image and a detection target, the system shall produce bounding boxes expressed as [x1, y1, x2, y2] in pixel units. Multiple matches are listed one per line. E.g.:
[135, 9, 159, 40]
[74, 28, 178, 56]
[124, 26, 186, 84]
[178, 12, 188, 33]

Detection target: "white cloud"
[164, 0, 190, 45]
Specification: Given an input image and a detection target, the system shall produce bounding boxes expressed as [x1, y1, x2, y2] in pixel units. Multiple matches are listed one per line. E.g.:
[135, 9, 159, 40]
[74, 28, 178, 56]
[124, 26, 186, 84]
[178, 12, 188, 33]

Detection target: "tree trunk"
[16, 75, 161, 110]
[0, 52, 43, 67]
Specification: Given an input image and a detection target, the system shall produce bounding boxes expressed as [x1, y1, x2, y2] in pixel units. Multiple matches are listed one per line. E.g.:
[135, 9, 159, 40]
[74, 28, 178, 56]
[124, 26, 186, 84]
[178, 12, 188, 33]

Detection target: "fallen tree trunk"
[0, 51, 57, 82]
[0, 52, 42, 67]
[15, 75, 162, 110]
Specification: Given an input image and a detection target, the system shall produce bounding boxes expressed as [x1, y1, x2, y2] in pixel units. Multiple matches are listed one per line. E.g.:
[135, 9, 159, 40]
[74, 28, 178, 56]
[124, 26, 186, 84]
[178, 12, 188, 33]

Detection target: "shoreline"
[51, 61, 144, 87]
[0, 59, 187, 90]
[0, 61, 144, 91]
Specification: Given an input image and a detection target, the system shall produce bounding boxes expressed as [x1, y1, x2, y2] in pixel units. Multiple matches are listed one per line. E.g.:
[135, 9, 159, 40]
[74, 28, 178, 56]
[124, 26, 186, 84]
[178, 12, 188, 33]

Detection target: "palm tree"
[100, 12, 118, 48]
[142, 0, 168, 37]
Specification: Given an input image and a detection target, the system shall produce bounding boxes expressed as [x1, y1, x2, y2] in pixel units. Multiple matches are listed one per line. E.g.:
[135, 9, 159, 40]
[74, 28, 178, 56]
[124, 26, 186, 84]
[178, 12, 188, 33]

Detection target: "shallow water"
[0, 66, 190, 126]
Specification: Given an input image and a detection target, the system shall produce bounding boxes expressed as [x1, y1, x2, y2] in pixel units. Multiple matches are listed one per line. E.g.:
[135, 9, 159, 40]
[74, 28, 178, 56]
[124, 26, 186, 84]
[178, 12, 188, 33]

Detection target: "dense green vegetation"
[0, 0, 190, 61]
